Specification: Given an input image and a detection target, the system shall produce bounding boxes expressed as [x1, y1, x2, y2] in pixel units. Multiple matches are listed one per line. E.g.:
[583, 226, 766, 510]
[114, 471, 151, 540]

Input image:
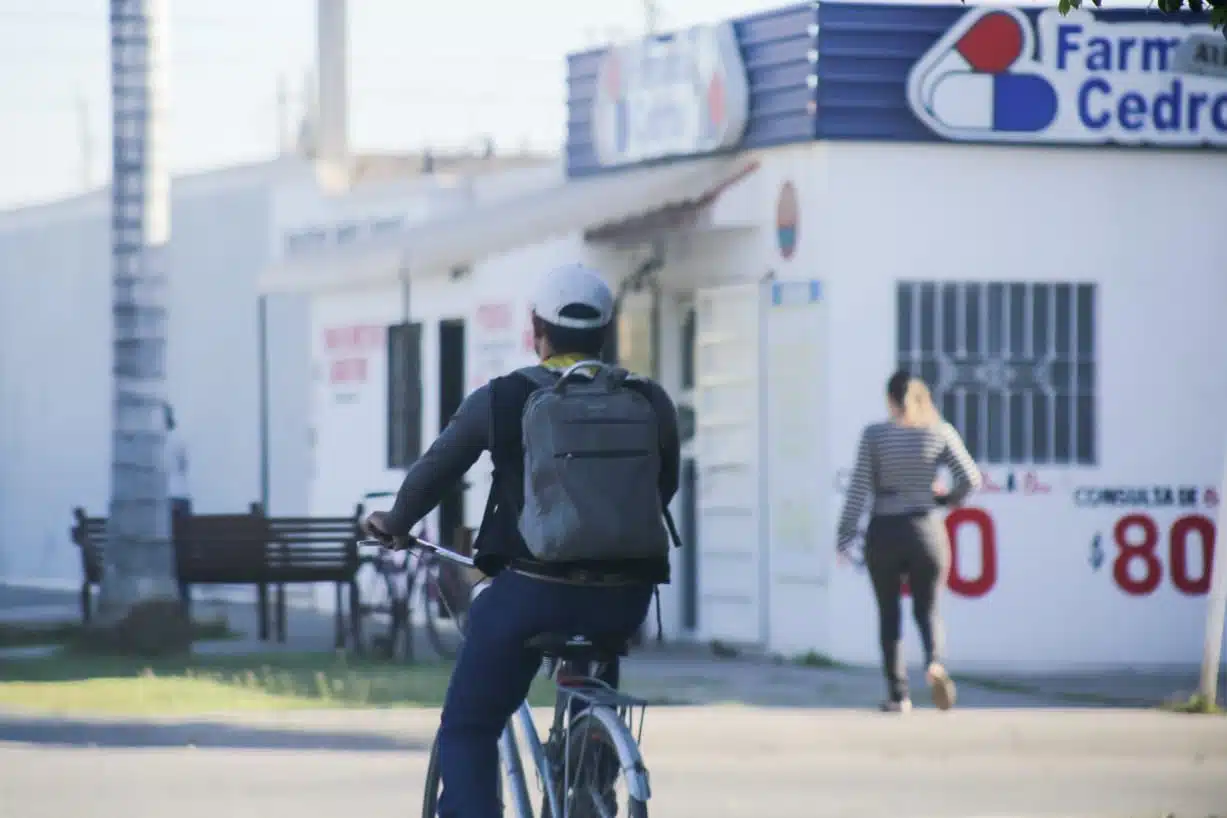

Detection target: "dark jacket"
[385, 364, 680, 583]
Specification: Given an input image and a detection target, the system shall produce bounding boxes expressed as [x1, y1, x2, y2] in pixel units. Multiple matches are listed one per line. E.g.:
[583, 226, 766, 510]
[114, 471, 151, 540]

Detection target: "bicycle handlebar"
[358, 533, 476, 569]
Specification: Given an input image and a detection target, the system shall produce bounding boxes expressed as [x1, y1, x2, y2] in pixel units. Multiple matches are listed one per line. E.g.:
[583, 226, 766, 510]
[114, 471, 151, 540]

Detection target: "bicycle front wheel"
[421, 734, 441, 818]
[549, 708, 649, 818]
[421, 733, 504, 818]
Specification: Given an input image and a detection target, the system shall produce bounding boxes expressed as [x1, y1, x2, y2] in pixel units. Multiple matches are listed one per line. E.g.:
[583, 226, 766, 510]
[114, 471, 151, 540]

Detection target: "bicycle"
[359, 535, 653, 818]
[355, 493, 476, 661]
[411, 534, 474, 661]
[353, 492, 416, 658]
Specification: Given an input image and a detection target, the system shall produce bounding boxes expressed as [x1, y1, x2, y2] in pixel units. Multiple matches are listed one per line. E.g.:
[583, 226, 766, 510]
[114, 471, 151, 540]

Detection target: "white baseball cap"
[530, 263, 615, 330]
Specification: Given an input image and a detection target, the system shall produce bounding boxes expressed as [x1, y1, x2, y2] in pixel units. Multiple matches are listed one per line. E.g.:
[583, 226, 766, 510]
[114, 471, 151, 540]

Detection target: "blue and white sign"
[907, 7, 1227, 146]
[592, 23, 750, 167]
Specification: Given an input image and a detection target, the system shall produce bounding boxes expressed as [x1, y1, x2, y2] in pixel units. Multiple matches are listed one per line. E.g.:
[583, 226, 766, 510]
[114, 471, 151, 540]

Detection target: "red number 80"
[1112, 513, 1216, 596]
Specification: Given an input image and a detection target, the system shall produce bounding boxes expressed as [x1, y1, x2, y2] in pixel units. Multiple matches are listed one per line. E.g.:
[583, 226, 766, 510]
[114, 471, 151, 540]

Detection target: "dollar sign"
[1089, 533, 1105, 571]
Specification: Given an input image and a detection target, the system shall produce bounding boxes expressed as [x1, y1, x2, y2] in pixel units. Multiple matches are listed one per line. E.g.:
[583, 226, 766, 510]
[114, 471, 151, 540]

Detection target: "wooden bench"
[69, 509, 107, 623]
[70, 504, 363, 649]
[263, 508, 363, 648]
[173, 504, 274, 639]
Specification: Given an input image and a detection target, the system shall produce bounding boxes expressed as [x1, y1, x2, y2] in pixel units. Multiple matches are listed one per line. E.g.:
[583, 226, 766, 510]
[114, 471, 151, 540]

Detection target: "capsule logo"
[906, 7, 1227, 147]
[776, 181, 799, 261]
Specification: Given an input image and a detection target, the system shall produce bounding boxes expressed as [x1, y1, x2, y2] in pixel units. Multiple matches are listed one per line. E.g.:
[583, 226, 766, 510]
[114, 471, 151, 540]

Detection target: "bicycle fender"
[586, 705, 651, 802]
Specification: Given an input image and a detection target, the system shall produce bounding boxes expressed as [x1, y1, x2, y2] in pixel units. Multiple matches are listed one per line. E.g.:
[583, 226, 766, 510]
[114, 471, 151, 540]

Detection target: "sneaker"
[880, 698, 912, 713]
[927, 663, 957, 711]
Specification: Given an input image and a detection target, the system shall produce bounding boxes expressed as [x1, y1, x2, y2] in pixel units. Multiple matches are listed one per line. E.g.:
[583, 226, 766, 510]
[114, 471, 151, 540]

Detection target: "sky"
[0, 0, 1164, 210]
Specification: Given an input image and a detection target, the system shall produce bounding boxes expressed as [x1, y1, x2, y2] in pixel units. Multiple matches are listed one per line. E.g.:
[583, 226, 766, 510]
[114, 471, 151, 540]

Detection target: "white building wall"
[0, 194, 111, 582]
[0, 161, 314, 585]
[815, 142, 1227, 670]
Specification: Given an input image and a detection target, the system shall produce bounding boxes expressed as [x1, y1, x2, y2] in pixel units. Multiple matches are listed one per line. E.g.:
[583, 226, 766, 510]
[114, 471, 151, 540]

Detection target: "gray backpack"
[517, 360, 674, 563]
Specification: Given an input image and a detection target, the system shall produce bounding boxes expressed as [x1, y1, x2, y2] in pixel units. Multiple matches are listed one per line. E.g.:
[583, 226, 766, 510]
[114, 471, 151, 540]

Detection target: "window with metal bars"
[386, 322, 423, 470]
[896, 281, 1097, 467]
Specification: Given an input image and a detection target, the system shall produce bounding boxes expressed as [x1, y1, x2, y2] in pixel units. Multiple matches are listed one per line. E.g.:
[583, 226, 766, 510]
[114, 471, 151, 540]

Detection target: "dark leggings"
[865, 511, 950, 702]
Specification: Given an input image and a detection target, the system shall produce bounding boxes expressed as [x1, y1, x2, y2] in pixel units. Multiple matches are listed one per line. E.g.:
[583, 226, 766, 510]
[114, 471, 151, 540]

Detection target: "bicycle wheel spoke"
[562, 712, 644, 818]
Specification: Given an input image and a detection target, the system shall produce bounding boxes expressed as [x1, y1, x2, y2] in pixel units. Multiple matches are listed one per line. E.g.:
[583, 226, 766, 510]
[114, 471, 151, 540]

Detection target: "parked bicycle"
[353, 493, 413, 658]
[354, 492, 479, 661]
[359, 534, 654, 818]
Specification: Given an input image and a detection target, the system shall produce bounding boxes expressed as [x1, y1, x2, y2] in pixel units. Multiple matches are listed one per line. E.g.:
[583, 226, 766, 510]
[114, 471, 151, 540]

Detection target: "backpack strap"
[475, 373, 539, 559]
[517, 366, 559, 390]
[619, 378, 685, 550]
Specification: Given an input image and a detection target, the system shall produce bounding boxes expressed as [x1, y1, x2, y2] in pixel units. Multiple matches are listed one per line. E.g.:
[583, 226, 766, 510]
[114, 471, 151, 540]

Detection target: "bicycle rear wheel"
[546, 708, 649, 818]
[423, 558, 476, 660]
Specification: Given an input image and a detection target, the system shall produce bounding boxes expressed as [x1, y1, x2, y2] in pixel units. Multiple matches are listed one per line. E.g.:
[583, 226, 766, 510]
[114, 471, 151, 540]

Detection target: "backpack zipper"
[556, 450, 647, 459]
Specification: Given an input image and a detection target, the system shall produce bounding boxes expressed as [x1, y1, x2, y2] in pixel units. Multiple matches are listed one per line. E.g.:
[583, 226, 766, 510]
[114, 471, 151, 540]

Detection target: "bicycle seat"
[525, 632, 629, 662]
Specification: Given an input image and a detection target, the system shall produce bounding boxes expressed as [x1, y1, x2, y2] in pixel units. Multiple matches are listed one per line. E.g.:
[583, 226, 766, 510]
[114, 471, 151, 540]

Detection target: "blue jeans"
[436, 570, 654, 818]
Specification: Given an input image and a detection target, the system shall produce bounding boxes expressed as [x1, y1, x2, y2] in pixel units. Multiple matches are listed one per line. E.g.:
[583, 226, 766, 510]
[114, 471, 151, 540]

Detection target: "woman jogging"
[837, 371, 982, 712]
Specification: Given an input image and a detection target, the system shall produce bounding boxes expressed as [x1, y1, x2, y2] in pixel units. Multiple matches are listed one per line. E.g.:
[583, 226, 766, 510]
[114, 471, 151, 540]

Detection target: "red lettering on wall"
[477, 303, 513, 331]
[329, 357, 368, 384]
[324, 324, 385, 351]
[945, 507, 998, 598]
[898, 507, 997, 599]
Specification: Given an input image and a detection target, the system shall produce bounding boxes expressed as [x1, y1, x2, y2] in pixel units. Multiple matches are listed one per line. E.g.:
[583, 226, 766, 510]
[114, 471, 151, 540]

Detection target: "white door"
[694, 282, 765, 646]
[764, 279, 830, 655]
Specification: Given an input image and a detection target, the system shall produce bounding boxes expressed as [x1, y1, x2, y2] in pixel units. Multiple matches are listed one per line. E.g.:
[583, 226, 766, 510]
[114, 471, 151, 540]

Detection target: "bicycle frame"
[500, 701, 552, 818]
[360, 535, 652, 817]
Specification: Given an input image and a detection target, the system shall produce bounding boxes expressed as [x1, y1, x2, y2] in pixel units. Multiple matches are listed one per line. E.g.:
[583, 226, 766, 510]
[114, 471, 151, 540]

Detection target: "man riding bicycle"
[364, 262, 680, 818]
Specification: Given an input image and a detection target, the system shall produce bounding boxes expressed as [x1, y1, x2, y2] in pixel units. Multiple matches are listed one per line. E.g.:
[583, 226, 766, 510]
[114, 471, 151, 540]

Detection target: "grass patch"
[1160, 693, 1224, 715]
[791, 650, 844, 669]
[0, 617, 236, 649]
[951, 673, 1153, 707]
[0, 650, 555, 715]
[951, 674, 1034, 696]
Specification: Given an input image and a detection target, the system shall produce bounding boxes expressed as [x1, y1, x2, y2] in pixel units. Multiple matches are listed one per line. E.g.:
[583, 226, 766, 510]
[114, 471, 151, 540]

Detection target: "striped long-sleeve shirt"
[836, 421, 982, 548]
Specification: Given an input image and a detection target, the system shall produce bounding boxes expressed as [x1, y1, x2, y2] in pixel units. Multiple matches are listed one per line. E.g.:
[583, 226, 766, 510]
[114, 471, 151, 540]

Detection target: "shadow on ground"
[0, 714, 426, 751]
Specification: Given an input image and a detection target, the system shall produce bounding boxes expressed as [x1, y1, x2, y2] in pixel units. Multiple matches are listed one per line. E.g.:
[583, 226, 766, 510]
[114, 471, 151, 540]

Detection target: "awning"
[258, 155, 758, 294]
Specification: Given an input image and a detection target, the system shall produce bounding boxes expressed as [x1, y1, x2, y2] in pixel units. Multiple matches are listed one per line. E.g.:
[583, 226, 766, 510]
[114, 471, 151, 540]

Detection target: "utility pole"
[643, 0, 661, 35]
[101, 0, 184, 652]
[76, 92, 93, 190]
[1199, 433, 1227, 707]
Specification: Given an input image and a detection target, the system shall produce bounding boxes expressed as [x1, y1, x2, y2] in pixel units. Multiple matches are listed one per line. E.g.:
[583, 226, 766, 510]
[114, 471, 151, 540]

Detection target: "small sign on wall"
[322, 324, 385, 402]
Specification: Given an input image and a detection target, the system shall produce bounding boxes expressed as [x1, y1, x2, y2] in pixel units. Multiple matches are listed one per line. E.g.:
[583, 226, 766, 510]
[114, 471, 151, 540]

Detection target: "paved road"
[1, 707, 1224, 818]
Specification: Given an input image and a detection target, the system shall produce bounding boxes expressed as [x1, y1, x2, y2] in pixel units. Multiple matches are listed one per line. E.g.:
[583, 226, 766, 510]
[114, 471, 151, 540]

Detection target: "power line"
[0, 10, 235, 26]
[0, 48, 566, 68]
[3, 83, 563, 108]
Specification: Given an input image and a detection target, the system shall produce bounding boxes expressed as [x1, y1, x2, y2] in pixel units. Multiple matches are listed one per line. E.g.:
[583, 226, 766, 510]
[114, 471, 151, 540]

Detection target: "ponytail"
[900, 379, 940, 427]
[887, 370, 940, 428]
